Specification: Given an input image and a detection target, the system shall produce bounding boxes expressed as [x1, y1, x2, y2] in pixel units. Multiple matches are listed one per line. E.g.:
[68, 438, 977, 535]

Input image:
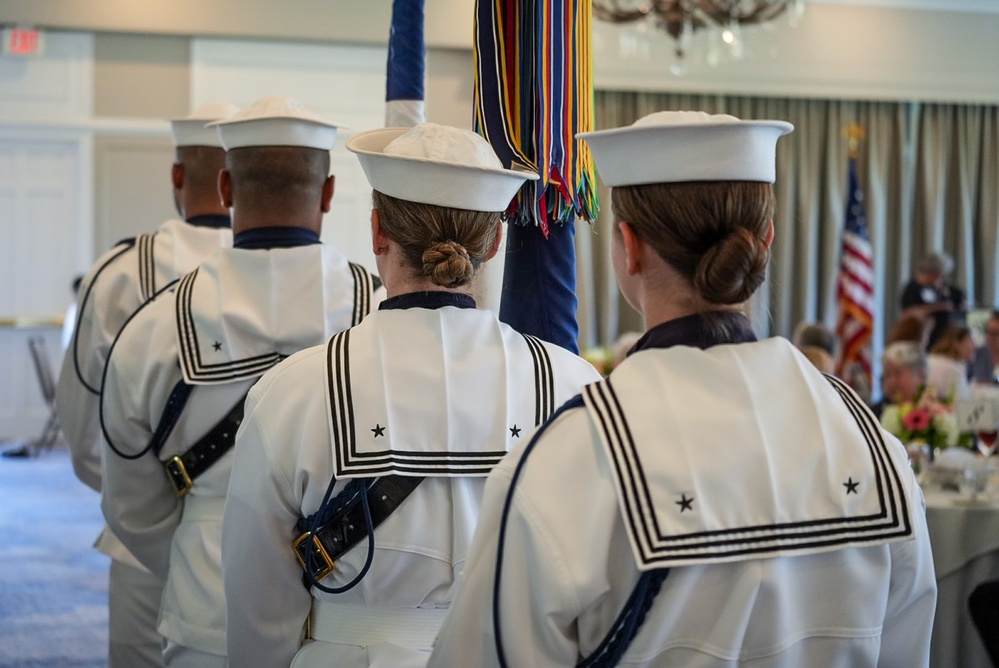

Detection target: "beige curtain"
[576, 93, 999, 375]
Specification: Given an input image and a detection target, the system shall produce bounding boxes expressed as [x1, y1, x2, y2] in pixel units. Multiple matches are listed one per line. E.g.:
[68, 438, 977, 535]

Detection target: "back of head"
[212, 96, 341, 224]
[801, 345, 836, 374]
[226, 146, 330, 218]
[916, 251, 951, 278]
[347, 123, 539, 289]
[611, 181, 774, 305]
[889, 313, 929, 346]
[928, 323, 971, 359]
[372, 191, 500, 288]
[176, 145, 227, 200]
[171, 102, 239, 213]
[793, 322, 837, 356]
[578, 111, 793, 306]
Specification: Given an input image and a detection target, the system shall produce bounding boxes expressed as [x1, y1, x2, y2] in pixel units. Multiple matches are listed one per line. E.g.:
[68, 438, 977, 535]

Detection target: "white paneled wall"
[191, 38, 390, 276]
[0, 32, 94, 439]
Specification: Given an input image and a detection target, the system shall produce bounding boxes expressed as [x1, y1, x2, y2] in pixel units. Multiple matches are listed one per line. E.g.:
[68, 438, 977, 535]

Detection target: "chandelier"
[592, 0, 805, 74]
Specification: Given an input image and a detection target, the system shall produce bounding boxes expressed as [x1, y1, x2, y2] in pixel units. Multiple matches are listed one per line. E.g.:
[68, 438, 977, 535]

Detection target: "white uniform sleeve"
[56, 254, 136, 492]
[222, 383, 313, 667]
[429, 412, 586, 668]
[55, 350, 103, 492]
[878, 483, 938, 667]
[100, 321, 182, 580]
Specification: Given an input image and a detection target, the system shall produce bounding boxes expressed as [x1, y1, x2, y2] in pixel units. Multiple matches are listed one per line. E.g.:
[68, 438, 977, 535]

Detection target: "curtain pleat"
[577, 91, 999, 378]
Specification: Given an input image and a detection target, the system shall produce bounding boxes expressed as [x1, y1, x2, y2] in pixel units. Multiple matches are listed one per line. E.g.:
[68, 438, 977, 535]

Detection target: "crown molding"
[812, 0, 999, 14]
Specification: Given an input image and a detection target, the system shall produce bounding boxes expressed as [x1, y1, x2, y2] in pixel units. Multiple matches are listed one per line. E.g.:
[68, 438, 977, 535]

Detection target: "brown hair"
[611, 181, 774, 305]
[372, 191, 502, 288]
[929, 324, 971, 359]
[888, 314, 929, 346]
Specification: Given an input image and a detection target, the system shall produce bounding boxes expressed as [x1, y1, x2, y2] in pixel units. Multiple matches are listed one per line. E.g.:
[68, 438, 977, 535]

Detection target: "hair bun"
[693, 228, 768, 305]
[423, 240, 474, 288]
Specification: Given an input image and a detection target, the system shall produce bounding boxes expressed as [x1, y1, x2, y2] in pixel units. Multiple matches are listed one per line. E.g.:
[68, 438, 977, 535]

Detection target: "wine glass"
[976, 430, 998, 458]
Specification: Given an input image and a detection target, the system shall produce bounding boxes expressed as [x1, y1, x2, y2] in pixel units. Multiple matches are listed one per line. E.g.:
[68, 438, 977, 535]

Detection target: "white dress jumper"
[429, 314, 938, 668]
[100, 239, 378, 667]
[221, 293, 601, 668]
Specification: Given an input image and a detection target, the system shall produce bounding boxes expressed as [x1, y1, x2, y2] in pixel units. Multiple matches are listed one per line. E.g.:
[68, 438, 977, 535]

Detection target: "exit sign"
[2, 27, 45, 57]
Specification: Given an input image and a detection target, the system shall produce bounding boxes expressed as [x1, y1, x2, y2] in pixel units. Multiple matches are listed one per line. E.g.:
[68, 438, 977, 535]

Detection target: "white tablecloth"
[923, 488, 999, 668]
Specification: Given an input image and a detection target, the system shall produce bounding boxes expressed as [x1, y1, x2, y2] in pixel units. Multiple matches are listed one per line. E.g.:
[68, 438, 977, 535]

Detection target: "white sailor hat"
[578, 111, 793, 187]
[346, 123, 539, 213]
[208, 96, 341, 151]
[170, 102, 240, 148]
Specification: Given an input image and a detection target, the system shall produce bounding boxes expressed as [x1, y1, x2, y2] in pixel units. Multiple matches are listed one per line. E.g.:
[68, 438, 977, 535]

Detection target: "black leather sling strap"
[293, 475, 423, 581]
[164, 394, 247, 496]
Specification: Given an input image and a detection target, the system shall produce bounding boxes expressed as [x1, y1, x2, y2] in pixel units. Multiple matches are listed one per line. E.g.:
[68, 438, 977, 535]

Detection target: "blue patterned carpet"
[0, 447, 108, 667]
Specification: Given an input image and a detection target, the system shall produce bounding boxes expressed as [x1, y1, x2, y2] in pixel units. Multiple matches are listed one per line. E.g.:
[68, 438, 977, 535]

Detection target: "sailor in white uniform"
[99, 97, 381, 668]
[428, 112, 938, 668]
[220, 123, 601, 668]
[55, 101, 238, 668]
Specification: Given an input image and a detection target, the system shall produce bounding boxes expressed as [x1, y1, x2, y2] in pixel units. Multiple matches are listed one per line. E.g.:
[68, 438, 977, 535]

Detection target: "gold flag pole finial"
[844, 123, 866, 158]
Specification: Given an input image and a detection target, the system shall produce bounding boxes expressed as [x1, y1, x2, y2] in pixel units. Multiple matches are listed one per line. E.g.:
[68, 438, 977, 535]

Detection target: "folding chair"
[26, 335, 62, 455]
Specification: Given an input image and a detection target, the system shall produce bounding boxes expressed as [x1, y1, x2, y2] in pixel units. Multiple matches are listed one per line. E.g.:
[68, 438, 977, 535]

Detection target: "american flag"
[835, 156, 875, 389]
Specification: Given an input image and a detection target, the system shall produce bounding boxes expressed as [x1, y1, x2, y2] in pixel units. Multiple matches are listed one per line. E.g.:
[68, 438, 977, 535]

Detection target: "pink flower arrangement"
[902, 408, 932, 432]
[880, 384, 960, 450]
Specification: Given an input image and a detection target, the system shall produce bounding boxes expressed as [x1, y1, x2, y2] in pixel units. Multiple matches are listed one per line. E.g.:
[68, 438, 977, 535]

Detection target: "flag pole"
[385, 0, 426, 128]
[835, 123, 875, 402]
[844, 123, 866, 160]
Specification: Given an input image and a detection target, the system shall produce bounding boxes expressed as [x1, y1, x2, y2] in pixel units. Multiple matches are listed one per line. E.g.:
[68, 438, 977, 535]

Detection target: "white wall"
[0, 32, 93, 439]
[592, 2, 999, 103]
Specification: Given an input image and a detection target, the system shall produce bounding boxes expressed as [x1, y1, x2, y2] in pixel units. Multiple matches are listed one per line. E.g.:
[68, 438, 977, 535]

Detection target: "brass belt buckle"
[164, 456, 193, 496]
[293, 532, 335, 581]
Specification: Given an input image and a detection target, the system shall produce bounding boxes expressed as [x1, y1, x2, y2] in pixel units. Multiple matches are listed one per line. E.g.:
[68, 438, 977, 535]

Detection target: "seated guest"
[220, 123, 601, 667]
[428, 111, 936, 668]
[881, 341, 927, 406]
[792, 321, 836, 357]
[971, 310, 999, 385]
[888, 312, 932, 349]
[927, 324, 974, 401]
[801, 345, 835, 374]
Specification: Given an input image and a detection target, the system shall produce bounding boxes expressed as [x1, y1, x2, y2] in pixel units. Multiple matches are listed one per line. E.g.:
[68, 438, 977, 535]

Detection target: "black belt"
[293, 475, 423, 582]
[164, 395, 247, 496]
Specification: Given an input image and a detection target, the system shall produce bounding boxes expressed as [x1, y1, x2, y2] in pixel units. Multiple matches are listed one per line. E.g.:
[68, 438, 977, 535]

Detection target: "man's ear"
[171, 163, 184, 190]
[218, 169, 233, 208]
[484, 223, 504, 261]
[619, 221, 644, 276]
[321, 175, 335, 213]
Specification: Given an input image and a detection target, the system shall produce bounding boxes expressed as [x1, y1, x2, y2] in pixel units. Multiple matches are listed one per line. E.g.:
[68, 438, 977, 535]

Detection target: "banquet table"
[923, 486, 999, 668]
